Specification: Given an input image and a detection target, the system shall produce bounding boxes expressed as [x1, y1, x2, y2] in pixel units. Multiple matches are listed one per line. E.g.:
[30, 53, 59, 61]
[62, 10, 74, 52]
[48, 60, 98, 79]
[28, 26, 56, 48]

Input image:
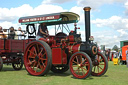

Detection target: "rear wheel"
[24, 40, 52, 76]
[12, 57, 23, 70]
[0, 57, 3, 71]
[69, 52, 92, 79]
[51, 65, 69, 73]
[92, 52, 108, 76]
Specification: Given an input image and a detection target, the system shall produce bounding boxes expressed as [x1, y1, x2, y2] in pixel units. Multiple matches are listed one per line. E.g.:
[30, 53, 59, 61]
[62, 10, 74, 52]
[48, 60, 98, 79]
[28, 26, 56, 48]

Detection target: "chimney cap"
[83, 7, 91, 11]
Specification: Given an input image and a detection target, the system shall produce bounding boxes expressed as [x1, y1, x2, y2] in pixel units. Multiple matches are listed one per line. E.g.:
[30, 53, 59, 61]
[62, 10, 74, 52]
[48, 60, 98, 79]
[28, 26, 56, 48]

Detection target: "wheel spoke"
[78, 68, 80, 75]
[28, 50, 36, 56]
[41, 52, 46, 58]
[80, 58, 86, 65]
[28, 56, 35, 59]
[81, 67, 87, 72]
[81, 68, 85, 75]
[98, 65, 103, 70]
[74, 68, 79, 73]
[99, 63, 105, 65]
[39, 61, 43, 70]
[97, 66, 99, 73]
[38, 49, 43, 57]
[42, 63, 46, 68]
[35, 61, 39, 72]
[72, 65, 78, 67]
[28, 60, 35, 65]
[93, 66, 96, 72]
[33, 46, 37, 55]
[72, 60, 78, 64]
[76, 56, 79, 64]
[32, 61, 37, 69]
[36, 44, 40, 54]
[82, 63, 89, 67]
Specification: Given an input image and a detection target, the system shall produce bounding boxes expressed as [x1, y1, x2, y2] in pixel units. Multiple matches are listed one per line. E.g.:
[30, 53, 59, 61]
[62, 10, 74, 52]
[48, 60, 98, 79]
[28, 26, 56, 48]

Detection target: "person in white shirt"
[17, 27, 24, 40]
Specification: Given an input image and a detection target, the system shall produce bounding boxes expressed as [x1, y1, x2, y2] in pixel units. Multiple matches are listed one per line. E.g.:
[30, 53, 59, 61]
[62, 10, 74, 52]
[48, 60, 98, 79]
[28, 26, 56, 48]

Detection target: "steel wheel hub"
[35, 56, 39, 61]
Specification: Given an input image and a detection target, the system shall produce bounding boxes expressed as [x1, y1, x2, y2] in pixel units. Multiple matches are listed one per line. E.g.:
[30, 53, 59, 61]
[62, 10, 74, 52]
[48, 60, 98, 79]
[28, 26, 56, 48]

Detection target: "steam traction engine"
[19, 7, 108, 79]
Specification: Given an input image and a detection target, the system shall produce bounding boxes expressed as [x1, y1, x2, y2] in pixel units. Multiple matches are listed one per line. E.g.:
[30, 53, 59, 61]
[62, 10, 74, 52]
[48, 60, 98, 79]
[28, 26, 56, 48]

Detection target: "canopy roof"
[19, 12, 80, 25]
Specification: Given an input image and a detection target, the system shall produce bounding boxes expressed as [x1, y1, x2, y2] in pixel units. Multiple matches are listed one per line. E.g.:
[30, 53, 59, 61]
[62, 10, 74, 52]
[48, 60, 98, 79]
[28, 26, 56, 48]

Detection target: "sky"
[0, 0, 128, 49]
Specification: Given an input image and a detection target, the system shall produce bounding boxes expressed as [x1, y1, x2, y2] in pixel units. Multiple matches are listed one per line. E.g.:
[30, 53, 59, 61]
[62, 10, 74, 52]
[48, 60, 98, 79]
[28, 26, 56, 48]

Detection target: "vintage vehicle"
[0, 29, 27, 71]
[18, 7, 108, 79]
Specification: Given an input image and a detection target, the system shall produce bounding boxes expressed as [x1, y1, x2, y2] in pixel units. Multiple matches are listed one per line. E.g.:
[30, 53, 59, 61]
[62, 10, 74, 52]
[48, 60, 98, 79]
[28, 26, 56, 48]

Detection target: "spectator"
[17, 27, 24, 40]
[8, 26, 15, 39]
[114, 52, 117, 58]
[0, 26, 7, 39]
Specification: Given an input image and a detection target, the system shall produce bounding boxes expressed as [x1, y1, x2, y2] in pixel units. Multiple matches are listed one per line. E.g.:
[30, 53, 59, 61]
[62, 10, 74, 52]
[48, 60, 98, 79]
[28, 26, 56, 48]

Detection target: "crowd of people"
[0, 23, 49, 40]
[0, 26, 25, 40]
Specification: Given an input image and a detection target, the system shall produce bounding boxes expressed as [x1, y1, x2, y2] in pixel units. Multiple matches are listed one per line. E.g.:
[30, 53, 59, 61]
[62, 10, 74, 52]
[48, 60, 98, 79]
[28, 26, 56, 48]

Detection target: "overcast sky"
[0, 0, 128, 48]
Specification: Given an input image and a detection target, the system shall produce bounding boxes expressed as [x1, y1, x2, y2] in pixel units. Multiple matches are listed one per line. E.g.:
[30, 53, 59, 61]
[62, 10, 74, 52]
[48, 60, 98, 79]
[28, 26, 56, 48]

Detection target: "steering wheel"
[26, 24, 36, 34]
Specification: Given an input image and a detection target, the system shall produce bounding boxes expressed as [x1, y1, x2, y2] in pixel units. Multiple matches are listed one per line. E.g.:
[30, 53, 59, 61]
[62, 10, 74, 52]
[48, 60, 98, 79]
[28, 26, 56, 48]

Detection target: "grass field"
[0, 61, 128, 85]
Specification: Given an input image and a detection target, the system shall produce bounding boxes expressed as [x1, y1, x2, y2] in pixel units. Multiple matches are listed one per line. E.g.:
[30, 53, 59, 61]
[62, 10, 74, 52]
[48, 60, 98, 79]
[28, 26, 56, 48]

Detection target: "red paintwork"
[52, 48, 67, 65]
[68, 44, 80, 54]
[0, 39, 34, 54]
[52, 48, 62, 64]
[68, 35, 75, 42]
[0, 39, 35, 64]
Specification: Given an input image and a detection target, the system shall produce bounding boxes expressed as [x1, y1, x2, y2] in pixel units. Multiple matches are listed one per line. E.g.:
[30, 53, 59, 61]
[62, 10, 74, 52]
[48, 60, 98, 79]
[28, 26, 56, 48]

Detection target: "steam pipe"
[83, 7, 91, 43]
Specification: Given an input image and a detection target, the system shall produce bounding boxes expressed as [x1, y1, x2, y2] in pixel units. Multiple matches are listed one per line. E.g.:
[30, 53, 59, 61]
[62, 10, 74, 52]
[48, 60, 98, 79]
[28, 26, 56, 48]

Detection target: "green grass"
[0, 61, 128, 85]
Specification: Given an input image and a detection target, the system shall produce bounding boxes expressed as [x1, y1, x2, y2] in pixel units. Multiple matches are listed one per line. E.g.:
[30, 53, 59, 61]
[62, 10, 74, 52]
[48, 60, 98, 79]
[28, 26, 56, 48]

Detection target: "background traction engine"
[23, 7, 108, 79]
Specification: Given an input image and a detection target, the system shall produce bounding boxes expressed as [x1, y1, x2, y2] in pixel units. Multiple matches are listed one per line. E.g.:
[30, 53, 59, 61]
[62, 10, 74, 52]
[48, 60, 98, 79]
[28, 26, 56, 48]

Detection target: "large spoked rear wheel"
[92, 52, 108, 76]
[24, 40, 52, 76]
[51, 65, 69, 73]
[69, 52, 92, 79]
[0, 57, 3, 71]
[12, 57, 23, 70]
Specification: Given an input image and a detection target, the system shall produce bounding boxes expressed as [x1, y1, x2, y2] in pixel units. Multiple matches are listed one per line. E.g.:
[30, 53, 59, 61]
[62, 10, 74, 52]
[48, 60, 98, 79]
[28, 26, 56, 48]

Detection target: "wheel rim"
[92, 52, 107, 76]
[24, 42, 48, 76]
[70, 53, 91, 79]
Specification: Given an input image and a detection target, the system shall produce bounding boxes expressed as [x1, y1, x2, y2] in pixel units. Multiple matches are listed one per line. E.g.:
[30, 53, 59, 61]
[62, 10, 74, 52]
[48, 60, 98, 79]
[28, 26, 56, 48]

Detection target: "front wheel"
[24, 40, 52, 76]
[69, 52, 92, 79]
[92, 52, 108, 76]
[0, 57, 3, 71]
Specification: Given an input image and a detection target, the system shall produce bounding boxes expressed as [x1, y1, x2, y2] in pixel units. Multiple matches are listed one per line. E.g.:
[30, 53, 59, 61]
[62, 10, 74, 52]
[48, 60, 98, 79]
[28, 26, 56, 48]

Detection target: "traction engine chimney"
[83, 7, 91, 43]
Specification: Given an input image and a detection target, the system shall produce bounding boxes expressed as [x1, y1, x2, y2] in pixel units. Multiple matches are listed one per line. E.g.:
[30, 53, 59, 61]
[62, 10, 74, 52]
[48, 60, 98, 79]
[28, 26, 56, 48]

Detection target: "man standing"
[36, 23, 49, 40]
[17, 27, 24, 40]
[126, 47, 128, 67]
